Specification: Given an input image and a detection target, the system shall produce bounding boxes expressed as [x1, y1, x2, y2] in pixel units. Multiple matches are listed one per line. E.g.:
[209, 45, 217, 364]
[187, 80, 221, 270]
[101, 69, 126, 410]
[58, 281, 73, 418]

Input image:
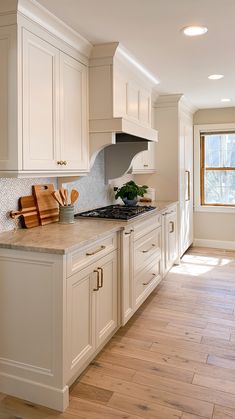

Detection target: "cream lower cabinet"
[67, 251, 118, 382]
[121, 213, 162, 325]
[0, 234, 118, 412]
[162, 204, 178, 276]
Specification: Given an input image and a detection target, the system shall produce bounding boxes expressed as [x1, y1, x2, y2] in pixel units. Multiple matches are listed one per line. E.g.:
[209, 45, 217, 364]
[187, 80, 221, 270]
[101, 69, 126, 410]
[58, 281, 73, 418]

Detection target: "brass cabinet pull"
[162, 210, 174, 216]
[57, 160, 67, 166]
[143, 273, 156, 286]
[169, 221, 174, 233]
[142, 244, 156, 253]
[86, 245, 106, 256]
[97, 267, 104, 288]
[143, 164, 149, 167]
[124, 229, 134, 235]
[93, 269, 100, 291]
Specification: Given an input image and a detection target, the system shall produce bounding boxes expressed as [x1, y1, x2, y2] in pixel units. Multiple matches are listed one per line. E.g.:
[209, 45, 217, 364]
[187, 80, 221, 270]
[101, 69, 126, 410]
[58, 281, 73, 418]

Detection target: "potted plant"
[114, 180, 148, 206]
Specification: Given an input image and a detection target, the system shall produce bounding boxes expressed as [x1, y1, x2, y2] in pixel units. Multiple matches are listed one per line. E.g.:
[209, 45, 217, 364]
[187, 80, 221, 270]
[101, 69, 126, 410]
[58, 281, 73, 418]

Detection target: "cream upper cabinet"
[0, 1, 91, 177]
[22, 30, 89, 173]
[22, 30, 60, 170]
[59, 52, 89, 171]
[131, 141, 156, 173]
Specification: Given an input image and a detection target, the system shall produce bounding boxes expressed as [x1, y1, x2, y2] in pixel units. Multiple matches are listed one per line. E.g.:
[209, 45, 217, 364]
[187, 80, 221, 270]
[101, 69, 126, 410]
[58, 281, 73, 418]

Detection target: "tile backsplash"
[0, 177, 58, 232]
[0, 150, 115, 232]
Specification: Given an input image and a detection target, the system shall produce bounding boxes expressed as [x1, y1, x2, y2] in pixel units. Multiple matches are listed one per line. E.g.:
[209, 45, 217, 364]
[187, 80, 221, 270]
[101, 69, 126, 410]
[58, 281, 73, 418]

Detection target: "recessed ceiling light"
[221, 98, 231, 102]
[208, 74, 224, 80]
[182, 26, 208, 36]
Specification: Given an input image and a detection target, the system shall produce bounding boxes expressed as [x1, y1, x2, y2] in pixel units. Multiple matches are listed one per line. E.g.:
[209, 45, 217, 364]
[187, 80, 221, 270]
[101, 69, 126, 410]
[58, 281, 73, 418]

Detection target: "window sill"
[194, 205, 235, 214]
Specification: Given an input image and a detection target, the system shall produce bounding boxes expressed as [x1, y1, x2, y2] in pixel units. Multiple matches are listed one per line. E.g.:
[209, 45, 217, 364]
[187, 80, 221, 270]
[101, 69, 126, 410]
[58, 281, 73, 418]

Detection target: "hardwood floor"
[1, 246, 235, 418]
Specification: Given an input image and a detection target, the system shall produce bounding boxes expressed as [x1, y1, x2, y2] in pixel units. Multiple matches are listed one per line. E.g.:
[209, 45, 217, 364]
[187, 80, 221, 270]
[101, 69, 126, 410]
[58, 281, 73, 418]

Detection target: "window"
[200, 132, 235, 206]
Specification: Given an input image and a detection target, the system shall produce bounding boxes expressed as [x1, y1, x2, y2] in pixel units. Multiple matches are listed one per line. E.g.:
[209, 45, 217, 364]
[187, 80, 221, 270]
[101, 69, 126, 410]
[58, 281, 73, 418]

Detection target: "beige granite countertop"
[0, 201, 177, 254]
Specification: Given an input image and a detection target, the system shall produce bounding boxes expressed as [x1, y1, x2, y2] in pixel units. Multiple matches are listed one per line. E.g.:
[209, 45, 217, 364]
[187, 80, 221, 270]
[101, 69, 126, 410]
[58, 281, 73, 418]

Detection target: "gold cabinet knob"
[62, 161, 67, 165]
[57, 160, 63, 165]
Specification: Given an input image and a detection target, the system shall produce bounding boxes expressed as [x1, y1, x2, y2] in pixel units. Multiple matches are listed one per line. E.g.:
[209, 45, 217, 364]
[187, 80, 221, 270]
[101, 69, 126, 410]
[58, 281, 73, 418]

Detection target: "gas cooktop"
[75, 204, 156, 221]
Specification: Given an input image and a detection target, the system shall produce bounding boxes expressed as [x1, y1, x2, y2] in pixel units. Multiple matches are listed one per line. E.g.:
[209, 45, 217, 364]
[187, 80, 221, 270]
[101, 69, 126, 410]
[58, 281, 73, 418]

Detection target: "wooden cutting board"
[32, 184, 59, 225]
[10, 195, 40, 228]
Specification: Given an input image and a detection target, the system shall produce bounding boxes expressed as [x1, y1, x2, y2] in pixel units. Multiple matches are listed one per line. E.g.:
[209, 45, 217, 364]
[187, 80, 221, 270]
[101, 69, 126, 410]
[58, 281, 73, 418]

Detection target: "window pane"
[204, 170, 235, 204]
[204, 133, 235, 168]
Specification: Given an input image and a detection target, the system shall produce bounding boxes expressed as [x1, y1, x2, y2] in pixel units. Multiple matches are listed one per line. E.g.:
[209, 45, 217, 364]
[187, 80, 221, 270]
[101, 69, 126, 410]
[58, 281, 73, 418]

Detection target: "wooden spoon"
[70, 189, 79, 205]
[59, 188, 67, 205]
[52, 191, 64, 206]
[64, 189, 69, 206]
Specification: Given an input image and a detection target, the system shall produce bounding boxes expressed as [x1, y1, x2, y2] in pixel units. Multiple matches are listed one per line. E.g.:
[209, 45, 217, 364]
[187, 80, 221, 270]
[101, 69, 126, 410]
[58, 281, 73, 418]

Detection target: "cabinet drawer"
[133, 213, 161, 240]
[135, 255, 161, 309]
[134, 227, 161, 274]
[67, 234, 117, 277]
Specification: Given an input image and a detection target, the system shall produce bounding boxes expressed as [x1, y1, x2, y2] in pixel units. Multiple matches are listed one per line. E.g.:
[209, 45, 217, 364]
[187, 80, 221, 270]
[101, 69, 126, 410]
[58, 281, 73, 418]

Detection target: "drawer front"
[67, 233, 117, 277]
[135, 255, 161, 310]
[133, 213, 161, 241]
[134, 227, 161, 274]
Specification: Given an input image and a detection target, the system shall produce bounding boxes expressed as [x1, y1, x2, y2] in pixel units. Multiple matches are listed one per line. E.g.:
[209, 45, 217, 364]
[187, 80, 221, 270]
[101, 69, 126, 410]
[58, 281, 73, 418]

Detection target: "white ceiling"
[37, 0, 235, 109]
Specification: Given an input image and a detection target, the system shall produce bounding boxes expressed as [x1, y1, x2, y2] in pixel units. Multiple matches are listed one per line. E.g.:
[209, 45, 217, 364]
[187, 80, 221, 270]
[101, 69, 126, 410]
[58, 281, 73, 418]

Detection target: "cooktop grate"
[75, 204, 156, 220]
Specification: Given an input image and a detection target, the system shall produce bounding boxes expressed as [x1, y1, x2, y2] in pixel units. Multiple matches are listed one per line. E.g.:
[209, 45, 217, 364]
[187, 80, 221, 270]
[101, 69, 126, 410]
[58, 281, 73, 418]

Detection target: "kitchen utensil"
[59, 187, 67, 206]
[70, 189, 79, 205]
[10, 195, 40, 228]
[33, 184, 59, 225]
[52, 191, 64, 206]
[64, 189, 69, 206]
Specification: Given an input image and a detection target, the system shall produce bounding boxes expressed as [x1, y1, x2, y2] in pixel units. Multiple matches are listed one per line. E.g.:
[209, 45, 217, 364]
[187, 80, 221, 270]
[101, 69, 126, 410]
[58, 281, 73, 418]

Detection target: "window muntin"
[200, 132, 235, 206]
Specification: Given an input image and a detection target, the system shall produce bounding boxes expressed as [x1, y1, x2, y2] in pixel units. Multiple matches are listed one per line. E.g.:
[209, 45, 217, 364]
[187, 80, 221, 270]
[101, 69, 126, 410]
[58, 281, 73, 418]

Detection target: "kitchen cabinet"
[89, 43, 158, 168]
[67, 251, 117, 381]
[131, 141, 156, 173]
[153, 94, 194, 257]
[162, 204, 178, 276]
[0, 232, 118, 412]
[120, 213, 162, 325]
[0, 1, 91, 177]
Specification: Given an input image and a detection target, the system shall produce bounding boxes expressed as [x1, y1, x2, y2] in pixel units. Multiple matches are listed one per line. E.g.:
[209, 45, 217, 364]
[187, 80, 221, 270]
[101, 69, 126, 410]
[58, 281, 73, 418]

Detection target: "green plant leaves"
[114, 181, 148, 200]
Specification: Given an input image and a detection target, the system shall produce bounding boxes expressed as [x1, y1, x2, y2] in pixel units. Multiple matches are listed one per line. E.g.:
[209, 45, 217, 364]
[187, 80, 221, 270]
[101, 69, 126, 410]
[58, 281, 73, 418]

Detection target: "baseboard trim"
[0, 372, 69, 411]
[193, 239, 235, 250]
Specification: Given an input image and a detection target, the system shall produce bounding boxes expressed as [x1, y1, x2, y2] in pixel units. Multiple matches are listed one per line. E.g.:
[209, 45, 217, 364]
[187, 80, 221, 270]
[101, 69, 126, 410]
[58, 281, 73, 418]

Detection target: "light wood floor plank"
[81, 370, 214, 418]
[213, 405, 235, 418]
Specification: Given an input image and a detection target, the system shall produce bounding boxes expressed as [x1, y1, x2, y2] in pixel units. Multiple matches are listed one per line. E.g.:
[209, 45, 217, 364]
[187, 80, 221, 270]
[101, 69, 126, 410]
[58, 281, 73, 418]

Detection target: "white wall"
[193, 107, 235, 249]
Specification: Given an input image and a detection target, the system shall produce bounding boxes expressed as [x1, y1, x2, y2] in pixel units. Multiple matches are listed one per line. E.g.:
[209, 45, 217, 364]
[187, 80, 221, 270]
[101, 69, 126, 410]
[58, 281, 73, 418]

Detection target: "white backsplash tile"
[63, 150, 114, 213]
[0, 151, 114, 232]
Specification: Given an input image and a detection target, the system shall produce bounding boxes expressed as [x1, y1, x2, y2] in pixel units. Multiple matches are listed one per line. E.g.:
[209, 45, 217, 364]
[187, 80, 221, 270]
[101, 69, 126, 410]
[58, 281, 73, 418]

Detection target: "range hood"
[89, 42, 158, 179]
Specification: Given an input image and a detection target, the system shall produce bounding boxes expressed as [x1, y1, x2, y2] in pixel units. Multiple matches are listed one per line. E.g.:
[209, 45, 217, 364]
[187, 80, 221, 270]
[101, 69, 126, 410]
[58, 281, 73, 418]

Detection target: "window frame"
[194, 123, 235, 213]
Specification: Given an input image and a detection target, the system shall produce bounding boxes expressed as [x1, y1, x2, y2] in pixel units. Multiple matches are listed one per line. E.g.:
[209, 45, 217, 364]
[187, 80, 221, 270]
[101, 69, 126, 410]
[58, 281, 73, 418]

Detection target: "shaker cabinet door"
[22, 29, 60, 170]
[66, 266, 96, 381]
[95, 252, 118, 347]
[60, 53, 89, 172]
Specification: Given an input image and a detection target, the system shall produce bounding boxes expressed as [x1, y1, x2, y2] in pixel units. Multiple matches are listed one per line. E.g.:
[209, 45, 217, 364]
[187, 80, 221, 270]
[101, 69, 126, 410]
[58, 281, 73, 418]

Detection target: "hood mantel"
[89, 42, 158, 178]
